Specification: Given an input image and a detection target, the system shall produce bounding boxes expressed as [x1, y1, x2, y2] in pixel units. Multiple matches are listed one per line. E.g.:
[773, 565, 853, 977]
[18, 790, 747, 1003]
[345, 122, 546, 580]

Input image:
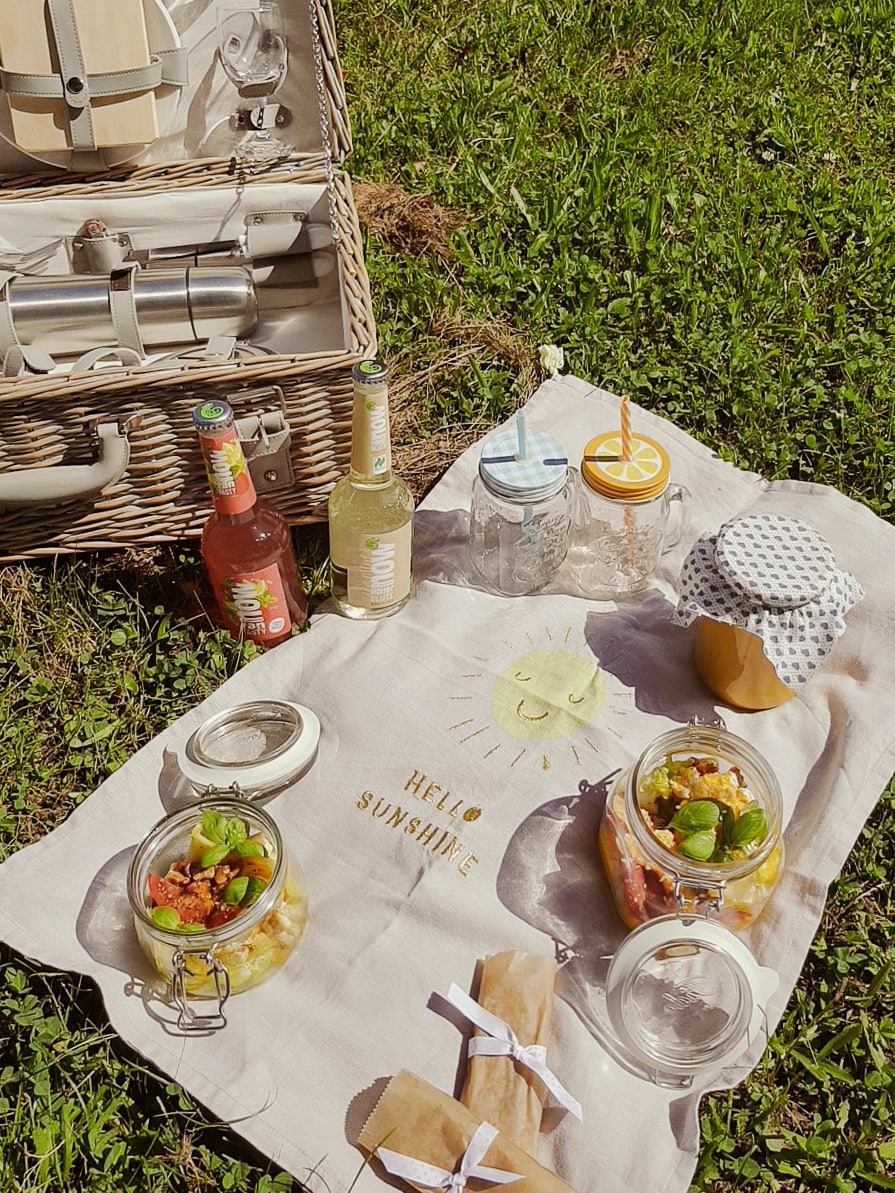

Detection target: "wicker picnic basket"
[0, 0, 375, 561]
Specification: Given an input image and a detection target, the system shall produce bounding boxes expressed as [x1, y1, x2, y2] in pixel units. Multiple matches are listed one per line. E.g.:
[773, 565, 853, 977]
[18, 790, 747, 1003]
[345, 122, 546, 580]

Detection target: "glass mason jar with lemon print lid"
[193, 401, 307, 646]
[570, 429, 689, 597]
[328, 360, 414, 619]
[598, 718, 785, 934]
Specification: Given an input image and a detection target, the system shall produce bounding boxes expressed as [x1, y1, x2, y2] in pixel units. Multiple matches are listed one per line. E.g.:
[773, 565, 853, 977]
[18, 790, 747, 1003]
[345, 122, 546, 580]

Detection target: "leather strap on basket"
[108, 264, 146, 358]
[0, 271, 56, 374]
[46, 0, 96, 158]
[0, 53, 186, 103]
[141, 336, 276, 371]
[70, 345, 144, 374]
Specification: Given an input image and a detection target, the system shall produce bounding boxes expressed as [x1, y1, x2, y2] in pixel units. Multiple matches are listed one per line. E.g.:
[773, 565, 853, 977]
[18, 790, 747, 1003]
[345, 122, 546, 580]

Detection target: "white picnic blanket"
[1, 375, 893, 1193]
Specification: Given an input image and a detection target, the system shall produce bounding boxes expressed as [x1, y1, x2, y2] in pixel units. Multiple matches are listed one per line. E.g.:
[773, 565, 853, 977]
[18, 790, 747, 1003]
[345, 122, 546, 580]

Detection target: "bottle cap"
[192, 401, 235, 432]
[352, 360, 388, 387]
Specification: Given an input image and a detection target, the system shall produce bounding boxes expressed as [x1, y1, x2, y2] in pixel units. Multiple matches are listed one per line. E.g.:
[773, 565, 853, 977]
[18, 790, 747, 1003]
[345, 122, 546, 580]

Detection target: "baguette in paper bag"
[356, 1069, 576, 1193]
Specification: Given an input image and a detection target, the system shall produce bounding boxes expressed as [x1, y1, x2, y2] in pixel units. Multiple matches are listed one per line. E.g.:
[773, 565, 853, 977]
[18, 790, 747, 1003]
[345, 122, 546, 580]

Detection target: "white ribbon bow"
[376, 1120, 522, 1191]
[446, 982, 583, 1121]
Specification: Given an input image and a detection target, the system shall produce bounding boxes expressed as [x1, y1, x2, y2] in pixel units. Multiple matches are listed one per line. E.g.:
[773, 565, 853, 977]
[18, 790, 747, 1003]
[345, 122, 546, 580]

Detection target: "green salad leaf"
[198, 810, 262, 866]
[222, 877, 250, 906]
[233, 839, 264, 859]
[200, 843, 231, 868]
[150, 907, 206, 934]
[150, 906, 180, 931]
[243, 877, 267, 906]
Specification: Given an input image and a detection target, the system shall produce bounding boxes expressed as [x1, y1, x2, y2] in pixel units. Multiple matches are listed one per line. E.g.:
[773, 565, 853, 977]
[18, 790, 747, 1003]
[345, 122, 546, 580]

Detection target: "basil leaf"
[222, 877, 250, 905]
[233, 839, 264, 858]
[730, 806, 767, 849]
[200, 843, 230, 868]
[243, 876, 267, 906]
[224, 817, 249, 846]
[668, 799, 721, 835]
[200, 809, 227, 844]
[677, 830, 718, 861]
[150, 906, 181, 931]
[719, 804, 735, 847]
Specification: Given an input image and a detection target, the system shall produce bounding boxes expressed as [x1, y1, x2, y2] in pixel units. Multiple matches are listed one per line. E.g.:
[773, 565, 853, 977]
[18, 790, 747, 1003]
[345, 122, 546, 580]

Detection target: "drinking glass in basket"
[216, 1, 289, 160]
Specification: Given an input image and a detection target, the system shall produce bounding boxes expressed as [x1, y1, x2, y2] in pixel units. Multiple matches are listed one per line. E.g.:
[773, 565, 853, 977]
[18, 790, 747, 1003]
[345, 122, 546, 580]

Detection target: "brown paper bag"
[356, 1069, 576, 1193]
[459, 951, 557, 1155]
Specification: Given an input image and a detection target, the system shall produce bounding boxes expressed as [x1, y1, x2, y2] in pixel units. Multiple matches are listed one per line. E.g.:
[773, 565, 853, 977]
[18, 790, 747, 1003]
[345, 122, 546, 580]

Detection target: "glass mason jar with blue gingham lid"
[468, 413, 574, 595]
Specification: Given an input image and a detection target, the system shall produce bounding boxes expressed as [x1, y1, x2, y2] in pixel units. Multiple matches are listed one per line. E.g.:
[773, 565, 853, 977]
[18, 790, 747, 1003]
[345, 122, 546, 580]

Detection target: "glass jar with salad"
[599, 719, 784, 933]
[127, 797, 307, 1031]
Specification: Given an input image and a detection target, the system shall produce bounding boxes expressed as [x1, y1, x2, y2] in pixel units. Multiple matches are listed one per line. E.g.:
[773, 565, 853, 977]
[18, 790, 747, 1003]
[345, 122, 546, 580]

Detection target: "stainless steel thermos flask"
[3, 267, 259, 354]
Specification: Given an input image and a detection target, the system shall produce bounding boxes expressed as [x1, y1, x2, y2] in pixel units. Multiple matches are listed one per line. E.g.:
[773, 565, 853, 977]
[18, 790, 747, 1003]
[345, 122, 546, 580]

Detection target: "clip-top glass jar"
[596, 718, 784, 1084]
[570, 430, 689, 597]
[599, 718, 785, 933]
[127, 797, 308, 1032]
[468, 415, 573, 596]
[601, 910, 779, 1086]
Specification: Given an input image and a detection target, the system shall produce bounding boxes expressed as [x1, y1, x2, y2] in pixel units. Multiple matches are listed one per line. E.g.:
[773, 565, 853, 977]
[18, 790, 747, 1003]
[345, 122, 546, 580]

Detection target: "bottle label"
[351, 382, 391, 478]
[343, 524, 412, 609]
[198, 424, 256, 515]
[215, 564, 292, 642]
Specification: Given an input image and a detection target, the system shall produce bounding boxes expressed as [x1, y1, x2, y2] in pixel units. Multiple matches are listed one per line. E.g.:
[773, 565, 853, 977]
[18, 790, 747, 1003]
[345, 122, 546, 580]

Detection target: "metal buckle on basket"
[232, 386, 294, 494]
[171, 949, 230, 1033]
[69, 220, 133, 273]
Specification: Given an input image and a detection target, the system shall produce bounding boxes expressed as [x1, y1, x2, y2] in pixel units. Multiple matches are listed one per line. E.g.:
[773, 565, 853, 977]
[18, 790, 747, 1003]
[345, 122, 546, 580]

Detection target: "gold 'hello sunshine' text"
[353, 768, 483, 877]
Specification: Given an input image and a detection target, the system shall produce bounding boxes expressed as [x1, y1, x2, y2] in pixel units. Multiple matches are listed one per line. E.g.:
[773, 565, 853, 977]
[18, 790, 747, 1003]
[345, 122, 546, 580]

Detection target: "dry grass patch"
[389, 311, 542, 499]
[354, 181, 467, 258]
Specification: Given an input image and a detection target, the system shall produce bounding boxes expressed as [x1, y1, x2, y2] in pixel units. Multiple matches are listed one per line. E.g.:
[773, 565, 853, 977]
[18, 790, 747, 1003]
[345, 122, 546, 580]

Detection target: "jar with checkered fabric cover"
[673, 514, 864, 709]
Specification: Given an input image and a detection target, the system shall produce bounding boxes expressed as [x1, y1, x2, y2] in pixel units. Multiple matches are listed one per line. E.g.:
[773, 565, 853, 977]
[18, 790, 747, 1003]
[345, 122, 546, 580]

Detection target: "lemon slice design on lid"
[581, 431, 670, 502]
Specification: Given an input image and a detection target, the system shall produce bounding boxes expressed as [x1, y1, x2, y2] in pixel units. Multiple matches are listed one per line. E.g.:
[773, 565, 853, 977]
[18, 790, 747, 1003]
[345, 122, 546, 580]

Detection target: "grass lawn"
[1, 0, 894, 1189]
